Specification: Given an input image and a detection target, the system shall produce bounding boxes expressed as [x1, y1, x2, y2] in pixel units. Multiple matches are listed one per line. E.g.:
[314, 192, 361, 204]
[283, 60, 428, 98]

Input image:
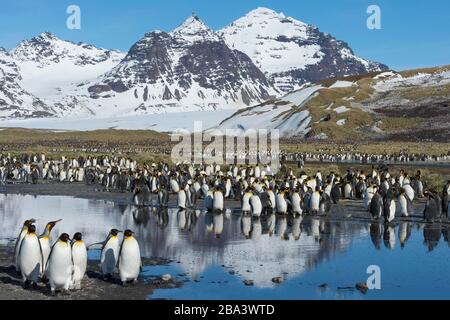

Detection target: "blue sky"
[1, 0, 449, 70]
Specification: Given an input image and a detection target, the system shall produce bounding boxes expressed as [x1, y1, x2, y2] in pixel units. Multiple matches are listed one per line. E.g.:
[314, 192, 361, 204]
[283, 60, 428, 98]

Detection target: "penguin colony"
[2, 151, 449, 223]
[14, 219, 141, 295]
[0, 151, 448, 187]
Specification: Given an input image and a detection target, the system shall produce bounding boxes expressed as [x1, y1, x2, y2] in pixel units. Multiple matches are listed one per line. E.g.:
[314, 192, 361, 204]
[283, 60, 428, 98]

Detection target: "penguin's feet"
[22, 280, 30, 289]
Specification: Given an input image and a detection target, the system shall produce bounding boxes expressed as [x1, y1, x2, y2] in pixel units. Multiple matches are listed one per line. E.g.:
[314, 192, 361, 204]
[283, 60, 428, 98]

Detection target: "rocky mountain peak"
[171, 15, 220, 43]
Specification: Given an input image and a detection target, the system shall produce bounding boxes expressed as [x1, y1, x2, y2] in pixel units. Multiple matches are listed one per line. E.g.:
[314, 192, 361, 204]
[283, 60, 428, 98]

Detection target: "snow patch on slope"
[216, 84, 322, 137]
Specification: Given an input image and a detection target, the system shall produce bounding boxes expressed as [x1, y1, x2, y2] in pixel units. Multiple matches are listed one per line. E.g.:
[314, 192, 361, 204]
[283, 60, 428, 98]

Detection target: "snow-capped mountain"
[0, 8, 391, 121]
[81, 16, 276, 115]
[219, 7, 388, 93]
[0, 48, 54, 119]
[11, 32, 125, 100]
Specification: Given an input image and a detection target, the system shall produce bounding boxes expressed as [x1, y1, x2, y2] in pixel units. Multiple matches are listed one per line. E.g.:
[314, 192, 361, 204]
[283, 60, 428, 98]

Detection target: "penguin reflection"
[266, 213, 276, 237]
[370, 222, 382, 250]
[423, 224, 441, 252]
[177, 209, 187, 231]
[241, 215, 251, 239]
[442, 227, 450, 247]
[205, 212, 214, 233]
[398, 221, 412, 248]
[156, 208, 169, 229]
[250, 217, 262, 240]
[383, 223, 396, 249]
[292, 215, 303, 240]
[275, 215, 289, 240]
[213, 213, 224, 239]
[131, 207, 150, 227]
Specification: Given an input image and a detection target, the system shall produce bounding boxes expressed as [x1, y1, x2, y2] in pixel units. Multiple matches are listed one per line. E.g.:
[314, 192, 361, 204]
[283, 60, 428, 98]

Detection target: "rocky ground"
[0, 244, 181, 300]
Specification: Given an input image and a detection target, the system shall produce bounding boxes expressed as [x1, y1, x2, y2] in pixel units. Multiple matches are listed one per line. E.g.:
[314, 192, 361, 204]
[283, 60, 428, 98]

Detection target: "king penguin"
[100, 229, 122, 279]
[18, 224, 44, 288]
[370, 191, 384, 219]
[383, 192, 396, 223]
[39, 219, 62, 276]
[14, 218, 36, 273]
[213, 187, 224, 212]
[71, 232, 87, 290]
[310, 187, 321, 215]
[250, 192, 262, 217]
[46, 233, 73, 295]
[118, 230, 142, 285]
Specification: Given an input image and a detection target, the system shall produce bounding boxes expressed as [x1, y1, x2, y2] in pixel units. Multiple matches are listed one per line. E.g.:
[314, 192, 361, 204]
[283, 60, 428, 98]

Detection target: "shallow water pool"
[0, 194, 448, 300]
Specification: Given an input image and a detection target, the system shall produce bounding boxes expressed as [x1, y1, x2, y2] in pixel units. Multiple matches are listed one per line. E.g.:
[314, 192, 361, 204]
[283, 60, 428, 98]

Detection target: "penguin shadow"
[85, 269, 124, 286]
[0, 264, 52, 296]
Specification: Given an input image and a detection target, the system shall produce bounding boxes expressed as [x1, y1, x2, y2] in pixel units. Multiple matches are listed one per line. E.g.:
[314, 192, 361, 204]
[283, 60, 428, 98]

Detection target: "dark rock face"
[268, 27, 388, 92]
[93, 18, 275, 106]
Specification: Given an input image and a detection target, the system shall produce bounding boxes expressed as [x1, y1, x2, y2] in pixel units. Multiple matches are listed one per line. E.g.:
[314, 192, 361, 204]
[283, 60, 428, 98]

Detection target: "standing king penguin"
[71, 232, 87, 290]
[118, 230, 142, 285]
[14, 218, 36, 273]
[46, 233, 73, 295]
[39, 219, 62, 276]
[100, 229, 122, 279]
[18, 224, 43, 288]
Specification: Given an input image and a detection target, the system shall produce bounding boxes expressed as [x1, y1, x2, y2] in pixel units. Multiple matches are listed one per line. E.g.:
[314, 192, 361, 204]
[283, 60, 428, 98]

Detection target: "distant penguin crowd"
[3, 150, 449, 224]
[14, 218, 141, 295]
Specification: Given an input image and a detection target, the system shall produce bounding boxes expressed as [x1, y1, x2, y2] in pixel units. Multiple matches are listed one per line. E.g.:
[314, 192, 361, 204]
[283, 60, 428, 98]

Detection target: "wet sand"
[0, 244, 181, 300]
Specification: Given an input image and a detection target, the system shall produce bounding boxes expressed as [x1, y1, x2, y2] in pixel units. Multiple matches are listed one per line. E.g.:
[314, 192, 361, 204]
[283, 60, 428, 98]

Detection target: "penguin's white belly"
[101, 238, 120, 275]
[213, 192, 224, 211]
[387, 200, 396, 222]
[399, 195, 408, 216]
[344, 185, 352, 198]
[119, 239, 141, 282]
[72, 243, 87, 287]
[15, 230, 27, 270]
[268, 193, 276, 209]
[19, 236, 42, 282]
[404, 185, 415, 201]
[47, 243, 72, 290]
[250, 195, 262, 216]
[276, 195, 287, 214]
[291, 194, 302, 214]
[39, 238, 51, 273]
[365, 190, 374, 209]
[170, 180, 180, 193]
[177, 190, 186, 209]
[242, 195, 251, 212]
[311, 193, 320, 211]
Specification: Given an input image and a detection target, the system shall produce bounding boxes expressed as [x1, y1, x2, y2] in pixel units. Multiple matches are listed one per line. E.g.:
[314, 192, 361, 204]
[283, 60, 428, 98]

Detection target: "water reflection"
[0, 194, 449, 289]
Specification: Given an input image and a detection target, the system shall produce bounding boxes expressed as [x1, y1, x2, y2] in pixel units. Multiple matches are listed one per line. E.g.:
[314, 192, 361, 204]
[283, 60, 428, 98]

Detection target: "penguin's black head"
[47, 219, 62, 231]
[124, 230, 134, 237]
[28, 225, 36, 234]
[24, 218, 36, 227]
[110, 229, 122, 236]
[73, 232, 82, 241]
[59, 233, 70, 242]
